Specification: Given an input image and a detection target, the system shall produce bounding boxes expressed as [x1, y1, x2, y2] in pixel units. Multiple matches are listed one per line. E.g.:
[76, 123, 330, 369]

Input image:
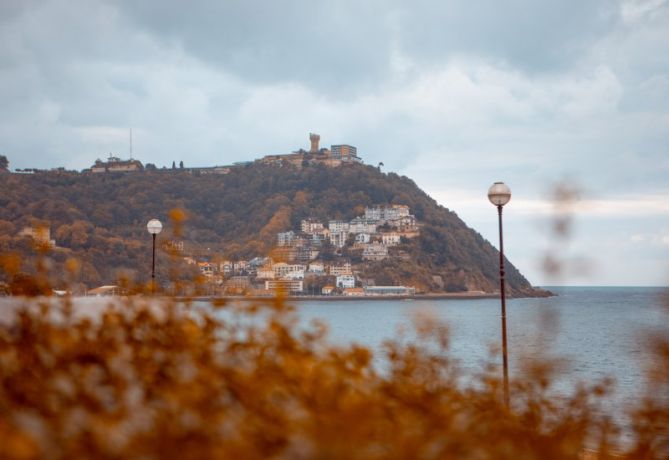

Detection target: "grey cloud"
[117, 0, 395, 96]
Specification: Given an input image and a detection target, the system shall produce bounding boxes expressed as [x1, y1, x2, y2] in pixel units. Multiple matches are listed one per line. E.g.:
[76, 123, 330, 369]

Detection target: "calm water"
[291, 287, 668, 409]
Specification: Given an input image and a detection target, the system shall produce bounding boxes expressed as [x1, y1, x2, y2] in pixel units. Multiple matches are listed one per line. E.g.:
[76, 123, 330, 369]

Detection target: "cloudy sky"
[1, 0, 668, 286]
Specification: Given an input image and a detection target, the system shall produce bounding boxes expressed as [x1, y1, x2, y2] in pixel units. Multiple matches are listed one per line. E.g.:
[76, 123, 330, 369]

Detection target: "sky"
[1, 0, 668, 286]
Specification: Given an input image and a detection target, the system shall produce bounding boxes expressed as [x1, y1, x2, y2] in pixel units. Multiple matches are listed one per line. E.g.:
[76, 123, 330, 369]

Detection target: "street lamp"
[147, 219, 163, 293]
[488, 181, 511, 408]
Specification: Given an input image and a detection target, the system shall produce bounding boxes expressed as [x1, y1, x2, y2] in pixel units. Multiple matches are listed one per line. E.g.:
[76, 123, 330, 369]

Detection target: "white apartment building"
[389, 215, 417, 230]
[256, 265, 275, 279]
[336, 274, 356, 289]
[385, 205, 410, 220]
[329, 231, 348, 248]
[284, 271, 305, 280]
[328, 220, 350, 233]
[277, 231, 296, 247]
[273, 263, 307, 278]
[355, 233, 371, 244]
[382, 233, 401, 246]
[301, 219, 324, 234]
[349, 217, 377, 234]
[364, 205, 411, 224]
[308, 262, 325, 273]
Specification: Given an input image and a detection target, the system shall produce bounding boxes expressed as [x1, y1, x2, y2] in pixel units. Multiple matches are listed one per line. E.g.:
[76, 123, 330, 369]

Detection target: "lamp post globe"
[147, 219, 162, 293]
[488, 181, 511, 207]
[147, 219, 163, 235]
[488, 181, 511, 409]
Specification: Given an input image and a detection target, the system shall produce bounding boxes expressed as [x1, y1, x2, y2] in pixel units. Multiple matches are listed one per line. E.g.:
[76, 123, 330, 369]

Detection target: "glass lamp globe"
[488, 182, 512, 206]
[147, 219, 163, 235]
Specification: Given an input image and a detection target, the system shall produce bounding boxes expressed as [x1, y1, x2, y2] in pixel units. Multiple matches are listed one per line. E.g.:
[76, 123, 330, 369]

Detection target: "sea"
[290, 286, 668, 414]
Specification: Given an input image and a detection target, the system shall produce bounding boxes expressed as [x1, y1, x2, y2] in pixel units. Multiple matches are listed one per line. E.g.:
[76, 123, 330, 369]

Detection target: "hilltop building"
[19, 226, 56, 248]
[257, 133, 361, 168]
[331, 145, 358, 162]
[90, 154, 143, 173]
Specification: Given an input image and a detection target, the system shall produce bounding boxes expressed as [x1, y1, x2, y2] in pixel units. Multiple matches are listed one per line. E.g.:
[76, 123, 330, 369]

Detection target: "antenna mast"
[130, 128, 133, 159]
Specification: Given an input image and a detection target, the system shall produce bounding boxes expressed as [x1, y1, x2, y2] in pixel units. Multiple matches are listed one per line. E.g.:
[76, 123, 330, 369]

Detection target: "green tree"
[0, 155, 8, 170]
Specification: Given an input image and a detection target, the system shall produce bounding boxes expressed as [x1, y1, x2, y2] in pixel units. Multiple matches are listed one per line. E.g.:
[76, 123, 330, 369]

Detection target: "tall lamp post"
[146, 219, 163, 294]
[488, 181, 511, 408]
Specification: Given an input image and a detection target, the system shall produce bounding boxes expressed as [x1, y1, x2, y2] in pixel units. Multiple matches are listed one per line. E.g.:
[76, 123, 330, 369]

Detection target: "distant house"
[336, 274, 356, 289]
[349, 217, 377, 235]
[321, 285, 335, 295]
[220, 260, 234, 275]
[343, 287, 365, 297]
[301, 219, 324, 234]
[364, 205, 410, 224]
[198, 262, 214, 278]
[19, 226, 56, 248]
[355, 233, 371, 244]
[277, 231, 296, 247]
[381, 233, 401, 246]
[256, 265, 275, 280]
[328, 231, 348, 248]
[329, 263, 352, 276]
[308, 262, 325, 273]
[90, 155, 143, 173]
[328, 220, 350, 234]
[273, 263, 306, 278]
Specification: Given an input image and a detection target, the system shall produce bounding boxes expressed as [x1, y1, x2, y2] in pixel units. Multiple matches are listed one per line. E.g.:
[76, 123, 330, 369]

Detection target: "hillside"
[0, 163, 545, 295]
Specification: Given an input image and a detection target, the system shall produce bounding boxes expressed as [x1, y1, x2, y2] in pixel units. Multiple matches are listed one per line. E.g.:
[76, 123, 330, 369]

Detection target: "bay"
[292, 286, 668, 409]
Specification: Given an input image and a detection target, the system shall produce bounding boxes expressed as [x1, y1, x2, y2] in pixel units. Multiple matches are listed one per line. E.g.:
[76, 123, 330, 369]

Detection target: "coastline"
[188, 289, 553, 302]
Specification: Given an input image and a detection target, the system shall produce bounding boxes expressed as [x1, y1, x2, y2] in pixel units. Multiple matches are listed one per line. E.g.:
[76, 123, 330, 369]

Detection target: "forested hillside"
[0, 163, 542, 295]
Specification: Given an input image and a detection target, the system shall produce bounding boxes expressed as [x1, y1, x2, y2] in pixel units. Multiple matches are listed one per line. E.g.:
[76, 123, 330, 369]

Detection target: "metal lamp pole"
[488, 182, 511, 408]
[147, 219, 163, 294]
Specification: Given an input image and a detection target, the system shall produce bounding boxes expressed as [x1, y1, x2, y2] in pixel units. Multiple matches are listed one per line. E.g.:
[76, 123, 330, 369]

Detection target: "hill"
[0, 163, 545, 296]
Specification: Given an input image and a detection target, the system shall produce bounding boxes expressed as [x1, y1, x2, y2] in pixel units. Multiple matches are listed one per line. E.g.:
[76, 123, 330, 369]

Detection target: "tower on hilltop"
[309, 133, 320, 153]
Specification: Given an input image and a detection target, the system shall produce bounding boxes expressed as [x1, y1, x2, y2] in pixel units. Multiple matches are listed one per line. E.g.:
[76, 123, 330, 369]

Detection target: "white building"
[220, 260, 233, 275]
[329, 231, 348, 248]
[382, 233, 401, 246]
[364, 205, 411, 224]
[308, 262, 325, 273]
[19, 226, 56, 248]
[355, 233, 371, 244]
[284, 271, 305, 280]
[389, 215, 417, 230]
[277, 231, 296, 247]
[349, 217, 377, 234]
[363, 206, 382, 221]
[256, 265, 275, 279]
[336, 274, 356, 289]
[328, 220, 350, 234]
[301, 219, 324, 234]
[273, 263, 307, 278]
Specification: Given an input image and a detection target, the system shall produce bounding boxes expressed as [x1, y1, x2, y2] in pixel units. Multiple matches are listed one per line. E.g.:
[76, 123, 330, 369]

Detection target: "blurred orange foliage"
[0, 207, 667, 459]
